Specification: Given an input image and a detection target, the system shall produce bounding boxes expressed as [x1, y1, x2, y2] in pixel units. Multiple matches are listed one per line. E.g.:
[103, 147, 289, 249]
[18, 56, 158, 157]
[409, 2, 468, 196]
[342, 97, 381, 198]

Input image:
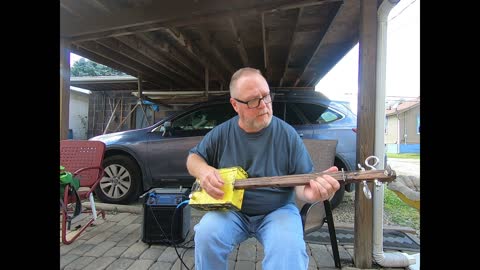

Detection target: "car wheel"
[96, 155, 141, 204]
[329, 185, 345, 209]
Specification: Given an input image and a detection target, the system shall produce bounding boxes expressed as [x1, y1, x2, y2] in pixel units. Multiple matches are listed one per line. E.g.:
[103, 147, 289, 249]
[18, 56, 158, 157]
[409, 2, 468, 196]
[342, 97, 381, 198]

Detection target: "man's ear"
[230, 98, 240, 113]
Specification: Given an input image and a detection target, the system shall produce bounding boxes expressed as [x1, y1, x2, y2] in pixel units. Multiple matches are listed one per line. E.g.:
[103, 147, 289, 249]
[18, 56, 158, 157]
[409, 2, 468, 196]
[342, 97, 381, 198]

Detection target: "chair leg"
[61, 213, 96, 245]
[324, 200, 341, 268]
[61, 209, 106, 245]
[60, 202, 106, 245]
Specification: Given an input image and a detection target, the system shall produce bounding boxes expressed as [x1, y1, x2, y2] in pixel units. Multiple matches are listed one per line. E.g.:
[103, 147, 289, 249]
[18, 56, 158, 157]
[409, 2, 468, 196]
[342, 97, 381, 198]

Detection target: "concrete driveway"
[387, 158, 419, 177]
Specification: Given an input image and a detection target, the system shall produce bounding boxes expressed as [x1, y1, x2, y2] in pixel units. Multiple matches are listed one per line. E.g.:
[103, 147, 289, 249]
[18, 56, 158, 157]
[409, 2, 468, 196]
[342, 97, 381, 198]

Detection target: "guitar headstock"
[342, 166, 397, 184]
[346, 164, 397, 199]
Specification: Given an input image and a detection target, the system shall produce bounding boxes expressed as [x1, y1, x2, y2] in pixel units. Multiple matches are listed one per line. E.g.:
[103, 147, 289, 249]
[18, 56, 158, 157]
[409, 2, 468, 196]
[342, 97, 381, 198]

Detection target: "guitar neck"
[233, 168, 396, 189]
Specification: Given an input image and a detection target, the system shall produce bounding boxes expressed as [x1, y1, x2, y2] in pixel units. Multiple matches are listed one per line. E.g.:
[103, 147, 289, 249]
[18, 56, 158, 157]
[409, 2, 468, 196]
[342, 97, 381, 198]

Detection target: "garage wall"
[87, 91, 184, 138]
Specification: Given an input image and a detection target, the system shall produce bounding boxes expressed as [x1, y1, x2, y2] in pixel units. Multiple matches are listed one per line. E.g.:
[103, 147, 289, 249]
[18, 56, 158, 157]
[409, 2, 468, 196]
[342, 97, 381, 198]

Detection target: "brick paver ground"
[60, 205, 418, 270]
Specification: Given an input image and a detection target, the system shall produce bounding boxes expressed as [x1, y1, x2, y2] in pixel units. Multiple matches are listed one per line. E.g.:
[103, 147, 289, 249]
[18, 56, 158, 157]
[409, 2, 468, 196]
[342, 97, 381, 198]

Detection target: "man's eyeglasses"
[233, 93, 274, 109]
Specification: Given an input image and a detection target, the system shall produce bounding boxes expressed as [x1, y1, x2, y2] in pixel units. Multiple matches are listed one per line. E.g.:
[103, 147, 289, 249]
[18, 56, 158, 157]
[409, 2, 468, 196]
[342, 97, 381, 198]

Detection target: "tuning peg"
[365, 156, 379, 170]
[358, 163, 365, 171]
[362, 180, 372, 199]
[384, 165, 396, 177]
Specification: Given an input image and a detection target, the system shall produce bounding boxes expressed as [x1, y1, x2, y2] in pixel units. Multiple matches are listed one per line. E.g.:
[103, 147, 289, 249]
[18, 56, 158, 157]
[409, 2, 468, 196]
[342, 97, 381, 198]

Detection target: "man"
[186, 67, 340, 270]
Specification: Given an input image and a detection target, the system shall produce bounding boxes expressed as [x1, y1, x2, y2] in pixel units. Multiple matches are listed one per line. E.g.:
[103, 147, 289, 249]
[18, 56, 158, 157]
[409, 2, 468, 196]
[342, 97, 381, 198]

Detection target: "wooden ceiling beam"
[83, 0, 112, 13]
[115, 35, 203, 87]
[62, 0, 237, 37]
[133, 90, 229, 95]
[76, 41, 176, 87]
[96, 38, 194, 87]
[132, 91, 231, 104]
[228, 18, 249, 67]
[272, 0, 341, 11]
[136, 32, 205, 82]
[194, 29, 235, 77]
[65, 25, 166, 42]
[60, 3, 82, 19]
[279, 8, 303, 87]
[207, 39, 236, 76]
[70, 44, 169, 89]
[63, 0, 332, 41]
[61, 0, 104, 20]
[140, 96, 211, 105]
[160, 28, 229, 84]
[294, 3, 341, 87]
[62, 0, 352, 90]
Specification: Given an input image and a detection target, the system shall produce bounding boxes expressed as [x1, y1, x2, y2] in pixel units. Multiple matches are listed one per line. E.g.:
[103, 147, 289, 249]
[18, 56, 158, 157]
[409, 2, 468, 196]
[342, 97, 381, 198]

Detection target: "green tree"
[71, 58, 127, 76]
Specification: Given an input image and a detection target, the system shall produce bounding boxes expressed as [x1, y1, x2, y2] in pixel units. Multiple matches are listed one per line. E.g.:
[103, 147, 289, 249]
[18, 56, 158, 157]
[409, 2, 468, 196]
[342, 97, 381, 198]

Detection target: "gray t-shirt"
[189, 115, 313, 215]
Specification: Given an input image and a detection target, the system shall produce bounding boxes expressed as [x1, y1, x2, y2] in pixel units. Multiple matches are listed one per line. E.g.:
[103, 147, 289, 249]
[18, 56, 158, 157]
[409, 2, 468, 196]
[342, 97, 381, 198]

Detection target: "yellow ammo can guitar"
[188, 156, 396, 211]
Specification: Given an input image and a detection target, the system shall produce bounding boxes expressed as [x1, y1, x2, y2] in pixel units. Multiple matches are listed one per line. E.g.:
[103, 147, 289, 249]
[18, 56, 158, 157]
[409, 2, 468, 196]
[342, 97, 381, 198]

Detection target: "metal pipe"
[373, 0, 417, 268]
[131, 91, 230, 96]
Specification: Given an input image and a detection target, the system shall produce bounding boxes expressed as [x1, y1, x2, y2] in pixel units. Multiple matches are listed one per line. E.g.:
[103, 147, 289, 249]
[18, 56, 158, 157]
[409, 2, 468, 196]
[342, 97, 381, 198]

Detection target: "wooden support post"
[354, 0, 378, 268]
[136, 73, 151, 126]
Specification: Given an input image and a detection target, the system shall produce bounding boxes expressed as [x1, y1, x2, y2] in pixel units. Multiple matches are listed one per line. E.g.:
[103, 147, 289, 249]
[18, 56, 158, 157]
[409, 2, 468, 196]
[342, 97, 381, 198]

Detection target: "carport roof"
[61, 0, 361, 95]
[70, 75, 151, 91]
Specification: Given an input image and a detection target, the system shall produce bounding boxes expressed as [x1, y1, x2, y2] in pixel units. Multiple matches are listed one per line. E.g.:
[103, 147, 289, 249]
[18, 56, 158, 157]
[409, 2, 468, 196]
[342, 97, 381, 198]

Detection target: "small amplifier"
[141, 187, 191, 245]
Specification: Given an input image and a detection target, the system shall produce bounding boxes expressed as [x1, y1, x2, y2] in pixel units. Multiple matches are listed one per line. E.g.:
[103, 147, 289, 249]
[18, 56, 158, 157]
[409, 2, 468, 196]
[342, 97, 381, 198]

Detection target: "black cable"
[177, 234, 195, 270]
[171, 202, 191, 270]
[148, 206, 191, 269]
[147, 197, 192, 270]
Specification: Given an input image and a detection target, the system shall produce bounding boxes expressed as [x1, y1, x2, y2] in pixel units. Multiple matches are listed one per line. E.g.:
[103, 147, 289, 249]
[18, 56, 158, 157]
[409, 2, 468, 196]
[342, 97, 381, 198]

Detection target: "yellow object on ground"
[392, 190, 420, 210]
[189, 167, 248, 211]
[387, 175, 420, 210]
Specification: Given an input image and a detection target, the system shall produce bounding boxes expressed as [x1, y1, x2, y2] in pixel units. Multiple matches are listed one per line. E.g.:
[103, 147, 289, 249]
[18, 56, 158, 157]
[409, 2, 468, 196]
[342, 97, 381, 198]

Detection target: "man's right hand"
[186, 153, 225, 199]
[199, 167, 225, 199]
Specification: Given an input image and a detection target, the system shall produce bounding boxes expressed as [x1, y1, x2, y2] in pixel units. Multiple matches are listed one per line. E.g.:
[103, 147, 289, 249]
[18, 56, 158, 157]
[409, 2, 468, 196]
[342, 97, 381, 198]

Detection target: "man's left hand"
[301, 166, 340, 202]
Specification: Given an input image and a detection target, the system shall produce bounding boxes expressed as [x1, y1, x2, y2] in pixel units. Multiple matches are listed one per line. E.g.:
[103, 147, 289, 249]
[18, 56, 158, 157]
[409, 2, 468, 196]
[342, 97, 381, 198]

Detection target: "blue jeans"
[194, 202, 308, 270]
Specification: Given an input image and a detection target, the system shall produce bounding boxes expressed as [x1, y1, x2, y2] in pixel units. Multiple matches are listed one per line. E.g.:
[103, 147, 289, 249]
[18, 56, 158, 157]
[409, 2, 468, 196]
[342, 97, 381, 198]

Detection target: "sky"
[70, 53, 82, 67]
[315, 0, 420, 112]
[70, 0, 419, 110]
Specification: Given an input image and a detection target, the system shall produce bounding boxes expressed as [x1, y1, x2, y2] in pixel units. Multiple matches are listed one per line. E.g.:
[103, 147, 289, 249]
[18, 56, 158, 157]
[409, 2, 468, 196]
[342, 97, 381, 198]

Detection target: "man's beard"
[246, 110, 272, 131]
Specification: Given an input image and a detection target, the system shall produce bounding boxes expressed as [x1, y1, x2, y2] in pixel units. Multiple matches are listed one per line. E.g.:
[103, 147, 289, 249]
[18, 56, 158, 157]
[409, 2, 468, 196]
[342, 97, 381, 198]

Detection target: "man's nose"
[257, 98, 267, 108]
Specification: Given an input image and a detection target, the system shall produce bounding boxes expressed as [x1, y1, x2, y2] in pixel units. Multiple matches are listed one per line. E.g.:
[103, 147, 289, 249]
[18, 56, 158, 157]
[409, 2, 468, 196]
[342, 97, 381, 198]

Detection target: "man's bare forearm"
[186, 153, 211, 179]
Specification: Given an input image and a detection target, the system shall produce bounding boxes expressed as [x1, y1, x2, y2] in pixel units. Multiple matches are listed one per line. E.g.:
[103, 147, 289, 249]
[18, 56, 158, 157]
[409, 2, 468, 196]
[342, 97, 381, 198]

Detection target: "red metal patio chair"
[60, 140, 106, 245]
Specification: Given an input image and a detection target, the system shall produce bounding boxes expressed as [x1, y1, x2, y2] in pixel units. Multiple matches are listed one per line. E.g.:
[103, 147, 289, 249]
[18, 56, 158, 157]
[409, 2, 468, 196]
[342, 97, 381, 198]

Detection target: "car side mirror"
[159, 121, 172, 137]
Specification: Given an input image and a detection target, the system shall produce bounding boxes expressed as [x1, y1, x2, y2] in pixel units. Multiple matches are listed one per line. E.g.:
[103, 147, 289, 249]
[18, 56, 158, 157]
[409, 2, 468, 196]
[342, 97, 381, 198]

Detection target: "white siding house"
[68, 87, 91, 139]
[384, 97, 420, 153]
